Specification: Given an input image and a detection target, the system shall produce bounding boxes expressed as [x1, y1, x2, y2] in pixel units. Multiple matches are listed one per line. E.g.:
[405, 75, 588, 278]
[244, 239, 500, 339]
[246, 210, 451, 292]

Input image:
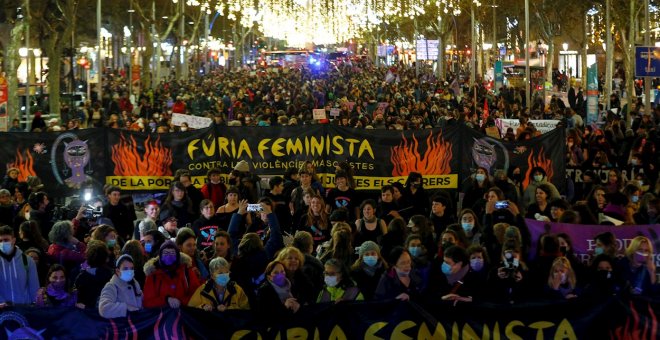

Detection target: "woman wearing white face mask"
[617, 236, 657, 296]
[98, 254, 143, 319]
[545, 257, 578, 300]
[317, 259, 363, 303]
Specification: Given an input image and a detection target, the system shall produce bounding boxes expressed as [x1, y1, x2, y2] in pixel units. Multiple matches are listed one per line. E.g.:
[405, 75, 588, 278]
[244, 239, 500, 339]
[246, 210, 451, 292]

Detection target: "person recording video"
[487, 239, 529, 304]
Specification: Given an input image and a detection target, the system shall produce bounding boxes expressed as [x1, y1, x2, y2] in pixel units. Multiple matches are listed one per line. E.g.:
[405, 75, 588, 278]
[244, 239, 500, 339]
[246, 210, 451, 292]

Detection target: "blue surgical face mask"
[395, 267, 410, 277]
[215, 273, 230, 287]
[475, 174, 486, 182]
[594, 246, 604, 255]
[408, 246, 421, 257]
[363, 255, 378, 267]
[441, 262, 453, 275]
[462, 222, 474, 233]
[0, 241, 12, 255]
[534, 175, 543, 182]
[631, 195, 639, 203]
[324, 275, 338, 287]
[144, 243, 153, 253]
[107, 239, 117, 248]
[120, 269, 134, 282]
[470, 258, 484, 272]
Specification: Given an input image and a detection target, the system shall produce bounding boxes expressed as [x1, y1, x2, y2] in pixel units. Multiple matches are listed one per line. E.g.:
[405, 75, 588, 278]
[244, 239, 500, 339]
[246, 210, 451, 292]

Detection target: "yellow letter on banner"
[391, 321, 415, 340]
[230, 330, 261, 340]
[417, 322, 446, 340]
[529, 321, 555, 340]
[505, 321, 524, 340]
[462, 323, 480, 340]
[554, 319, 577, 340]
[286, 328, 308, 340]
[187, 139, 199, 160]
[327, 325, 346, 340]
[258, 139, 271, 159]
[364, 322, 387, 340]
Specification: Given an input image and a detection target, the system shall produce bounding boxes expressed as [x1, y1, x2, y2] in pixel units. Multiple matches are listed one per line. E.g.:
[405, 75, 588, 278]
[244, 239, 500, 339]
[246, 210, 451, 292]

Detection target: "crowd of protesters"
[0, 57, 658, 323]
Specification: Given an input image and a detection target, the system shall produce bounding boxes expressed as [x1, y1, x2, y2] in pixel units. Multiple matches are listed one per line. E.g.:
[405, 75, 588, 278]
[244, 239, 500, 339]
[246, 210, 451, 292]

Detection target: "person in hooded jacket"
[142, 240, 202, 308]
[0, 224, 39, 307]
[98, 254, 144, 318]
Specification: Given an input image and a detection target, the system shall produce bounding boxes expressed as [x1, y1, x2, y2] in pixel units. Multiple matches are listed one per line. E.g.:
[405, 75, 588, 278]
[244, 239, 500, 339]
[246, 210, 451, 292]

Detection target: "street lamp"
[33, 48, 42, 93]
[562, 43, 568, 76]
[524, 0, 530, 109]
[128, 5, 135, 100]
[491, 1, 498, 64]
[18, 48, 29, 119]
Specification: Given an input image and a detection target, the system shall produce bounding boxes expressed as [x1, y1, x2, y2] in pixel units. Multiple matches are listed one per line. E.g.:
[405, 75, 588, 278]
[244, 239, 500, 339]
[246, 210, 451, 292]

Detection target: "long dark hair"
[47, 264, 67, 284]
[163, 181, 194, 214]
[306, 195, 328, 230]
[19, 220, 49, 252]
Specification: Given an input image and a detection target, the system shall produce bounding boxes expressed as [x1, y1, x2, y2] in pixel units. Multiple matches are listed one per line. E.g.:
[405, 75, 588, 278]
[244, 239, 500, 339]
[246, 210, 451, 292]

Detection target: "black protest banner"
[105, 125, 462, 191]
[0, 125, 565, 193]
[0, 130, 107, 197]
[1, 297, 658, 340]
[459, 126, 566, 192]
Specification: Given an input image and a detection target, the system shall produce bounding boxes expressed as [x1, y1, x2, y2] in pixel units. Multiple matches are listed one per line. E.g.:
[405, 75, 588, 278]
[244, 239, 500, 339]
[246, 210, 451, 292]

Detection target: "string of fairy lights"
[175, 0, 477, 47]
[169, 0, 660, 50]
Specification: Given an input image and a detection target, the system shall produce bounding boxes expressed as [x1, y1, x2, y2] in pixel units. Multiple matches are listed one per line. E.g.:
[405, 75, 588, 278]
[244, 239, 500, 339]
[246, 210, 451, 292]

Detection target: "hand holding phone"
[495, 201, 509, 209]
